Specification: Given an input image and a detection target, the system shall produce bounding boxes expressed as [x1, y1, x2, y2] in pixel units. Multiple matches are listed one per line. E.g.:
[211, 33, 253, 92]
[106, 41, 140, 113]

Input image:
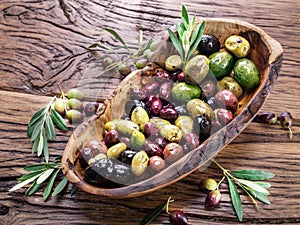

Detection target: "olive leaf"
[43, 169, 60, 201]
[52, 176, 69, 197]
[102, 27, 128, 48]
[167, 28, 184, 59]
[50, 108, 68, 131]
[237, 179, 270, 196]
[227, 176, 243, 222]
[230, 170, 275, 181]
[26, 181, 41, 196]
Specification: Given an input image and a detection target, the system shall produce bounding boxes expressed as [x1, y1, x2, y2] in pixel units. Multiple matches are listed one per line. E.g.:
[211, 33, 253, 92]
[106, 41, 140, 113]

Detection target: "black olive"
[194, 115, 211, 141]
[169, 210, 188, 225]
[198, 34, 220, 56]
[119, 149, 137, 165]
[112, 163, 133, 185]
[125, 99, 151, 117]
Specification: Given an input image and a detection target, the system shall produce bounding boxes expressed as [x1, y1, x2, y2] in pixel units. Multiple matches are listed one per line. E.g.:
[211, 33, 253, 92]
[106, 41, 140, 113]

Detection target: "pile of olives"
[79, 33, 262, 187]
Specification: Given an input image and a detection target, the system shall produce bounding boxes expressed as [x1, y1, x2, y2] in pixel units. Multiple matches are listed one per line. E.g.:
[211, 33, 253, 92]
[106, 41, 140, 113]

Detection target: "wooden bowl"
[62, 18, 283, 198]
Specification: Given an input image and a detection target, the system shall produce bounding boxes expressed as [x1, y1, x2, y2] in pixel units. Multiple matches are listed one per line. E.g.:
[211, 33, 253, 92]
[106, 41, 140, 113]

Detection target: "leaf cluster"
[167, 5, 206, 65]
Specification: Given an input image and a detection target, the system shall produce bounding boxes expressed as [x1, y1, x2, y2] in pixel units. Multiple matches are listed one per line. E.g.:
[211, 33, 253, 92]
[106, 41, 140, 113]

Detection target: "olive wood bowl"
[62, 18, 283, 198]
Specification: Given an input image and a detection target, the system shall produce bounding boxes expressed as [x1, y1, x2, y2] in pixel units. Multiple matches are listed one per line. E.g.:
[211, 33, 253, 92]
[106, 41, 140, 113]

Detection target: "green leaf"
[50, 108, 68, 131]
[70, 184, 78, 196]
[52, 176, 68, 196]
[36, 168, 54, 184]
[26, 181, 41, 196]
[37, 133, 44, 157]
[181, 5, 189, 28]
[187, 21, 206, 61]
[88, 43, 100, 48]
[27, 107, 46, 129]
[24, 164, 48, 172]
[45, 116, 56, 141]
[255, 181, 272, 189]
[140, 200, 168, 225]
[30, 120, 43, 141]
[9, 173, 41, 192]
[227, 176, 243, 222]
[231, 170, 275, 181]
[247, 189, 271, 204]
[102, 27, 127, 48]
[237, 179, 270, 196]
[167, 28, 184, 59]
[43, 132, 49, 163]
[175, 23, 184, 40]
[32, 135, 40, 154]
[18, 170, 45, 182]
[43, 169, 60, 201]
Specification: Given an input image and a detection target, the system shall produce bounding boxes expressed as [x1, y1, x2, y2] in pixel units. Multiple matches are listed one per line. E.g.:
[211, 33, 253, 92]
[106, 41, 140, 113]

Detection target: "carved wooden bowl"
[62, 18, 283, 198]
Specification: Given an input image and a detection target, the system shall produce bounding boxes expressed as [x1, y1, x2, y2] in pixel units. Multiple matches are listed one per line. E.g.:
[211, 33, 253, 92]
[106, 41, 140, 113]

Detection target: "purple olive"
[255, 112, 278, 124]
[155, 70, 170, 80]
[151, 98, 163, 115]
[78, 147, 97, 169]
[163, 143, 183, 163]
[144, 81, 160, 95]
[145, 142, 164, 158]
[129, 88, 147, 100]
[149, 156, 166, 172]
[185, 132, 200, 150]
[169, 210, 188, 225]
[279, 111, 293, 128]
[176, 71, 185, 82]
[119, 136, 131, 148]
[155, 137, 169, 149]
[84, 102, 99, 116]
[200, 79, 217, 99]
[159, 81, 172, 100]
[104, 130, 119, 147]
[86, 140, 108, 154]
[214, 89, 238, 113]
[144, 121, 160, 138]
[205, 190, 222, 208]
[214, 108, 233, 125]
[159, 107, 178, 121]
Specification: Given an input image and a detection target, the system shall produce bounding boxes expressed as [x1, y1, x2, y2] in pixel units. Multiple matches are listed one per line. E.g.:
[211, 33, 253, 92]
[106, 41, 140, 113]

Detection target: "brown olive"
[185, 132, 200, 150]
[154, 137, 169, 149]
[214, 89, 238, 113]
[169, 210, 188, 225]
[163, 143, 183, 164]
[145, 142, 164, 158]
[144, 81, 160, 95]
[255, 112, 278, 124]
[104, 130, 119, 147]
[187, 99, 213, 121]
[144, 121, 160, 139]
[214, 108, 233, 125]
[149, 156, 166, 173]
[205, 190, 222, 208]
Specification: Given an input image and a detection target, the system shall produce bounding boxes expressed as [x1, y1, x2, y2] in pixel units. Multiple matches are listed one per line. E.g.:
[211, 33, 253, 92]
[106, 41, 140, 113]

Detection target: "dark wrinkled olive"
[200, 79, 217, 99]
[129, 88, 147, 100]
[144, 81, 160, 95]
[185, 132, 200, 150]
[199, 178, 218, 193]
[198, 34, 221, 56]
[112, 163, 132, 184]
[154, 137, 169, 149]
[159, 107, 178, 121]
[255, 112, 278, 124]
[104, 130, 119, 147]
[169, 210, 188, 225]
[205, 190, 222, 208]
[86, 140, 108, 154]
[84, 158, 114, 185]
[214, 108, 233, 125]
[194, 115, 211, 141]
[149, 156, 166, 173]
[151, 98, 163, 115]
[214, 89, 238, 113]
[159, 81, 172, 100]
[84, 102, 99, 116]
[155, 70, 171, 80]
[163, 143, 183, 164]
[78, 147, 97, 169]
[144, 121, 160, 138]
[120, 149, 137, 165]
[145, 142, 164, 158]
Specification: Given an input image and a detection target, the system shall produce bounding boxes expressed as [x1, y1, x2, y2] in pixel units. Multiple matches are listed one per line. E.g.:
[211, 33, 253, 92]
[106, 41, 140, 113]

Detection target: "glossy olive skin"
[159, 107, 178, 121]
[209, 51, 234, 79]
[154, 137, 169, 149]
[119, 149, 137, 165]
[233, 58, 260, 89]
[255, 112, 278, 124]
[144, 81, 160, 95]
[78, 147, 97, 169]
[131, 151, 149, 176]
[214, 89, 238, 113]
[165, 55, 183, 71]
[143, 121, 160, 138]
[198, 34, 221, 56]
[218, 76, 243, 98]
[194, 115, 211, 141]
[104, 130, 119, 147]
[279, 111, 293, 128]
[214, 108, 233, 125]
[130, 130, 146, 149]
[169, 210, 188, 225]
[184, 55, 210, 84]
[145, 142, 164, 158]
[131, 106, 149, 131]
[199, 178, 218, 193]
[163, 143, 183, 164]
[205, 190, 222, 208]
[159, 81, 172, 100]
[200, 79, 217, 99]
[185, 132, 200, 150]
[171, 82, 201, 102]
[129, 88, 147, 100]
[174, 116, 194, 137]
[225, 35, 250, 58]
[149, 156, 166, 173]
[125, 99, 150, 117]
[187, 99, 213, 122]
[160, 124, 183, 143]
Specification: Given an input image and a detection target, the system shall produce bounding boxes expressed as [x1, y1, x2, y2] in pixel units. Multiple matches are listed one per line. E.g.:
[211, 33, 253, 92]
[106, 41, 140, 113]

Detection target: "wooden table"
[0, 0, 299, 224]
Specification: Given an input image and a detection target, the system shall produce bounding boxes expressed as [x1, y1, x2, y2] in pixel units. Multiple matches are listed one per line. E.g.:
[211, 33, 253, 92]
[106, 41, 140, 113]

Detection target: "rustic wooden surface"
[0, 0, 299, 224]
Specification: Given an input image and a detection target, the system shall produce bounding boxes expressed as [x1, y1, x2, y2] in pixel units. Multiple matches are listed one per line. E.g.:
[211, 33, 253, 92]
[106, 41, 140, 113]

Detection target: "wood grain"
[0, 0, 300, 224]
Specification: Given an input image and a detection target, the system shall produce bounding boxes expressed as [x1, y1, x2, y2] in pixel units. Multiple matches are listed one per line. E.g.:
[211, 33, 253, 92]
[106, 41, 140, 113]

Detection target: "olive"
[206, 97, 220, 110]
[169, 210, 188, 225]
[130, 130, 145, 149]
[149, 118, 170, 129]
[68, 98, 84, 111]
[131, 106, 150, 131]
[159, 107, 178, 121]
[279, 111, 293, 139]
[112, 163, 132, 184]
[102, 57, 115, 68]
[67, 88, 85, 100]
[225, 35, 250, 58]
[144, 81, 160, 95]
[255, 112, 278, 124]
[211, 119, 224, 133]
[151, 98, 163, 115]
[209, 51, 234, 80]
[163, 143, 183, 164]
[129, 88, 147, 100]
[174, 105, 188, 116]
[104, 130, 119, 147]
[155, 70, 171, 80]
[84, 102, 99, 116]
[194, 115, 211, 140]
[172, 70, 184, 82]
[154, 137, 169, 149]
[131, 151, 149, 177]
[120, 149, 137, 165]
[135, 58, 148, 69]
[88, 153, 107, 166]
[160, 124, 183, 143]
[214, 108, 233, 125]
[233, 58, 260, 89]
[119, 136, 131, 148]
[171, 82, 201, 102]
[149, 156, 166, 173]
[185, 132, 200, 150]
[165, 55, 183, 72]
[143, 121, 160, 139]
[105, 119, 139, 136]
[150, 41, 159, 51]
[107, 142, 127, 159]
[66, 109, 83, 123]
[78, 147, 97, 169]
[84, 158, 114, 185]
[184, 55, 210, 84]
[218, 76, 243, 98]
[118, 63, 131, 76]
[198, 34, 221, 56]
[174, 116, 194, 137]
[54, 98, 67, 116]
[145, 142, 164, 158]
[199, 178, 218, 193]
[86, 140, 108, 154]
[205, 190, 222, 208]
[187, 99, 213, 122]
[125, 99, 150, 117]
[159, 81, 172, 100]
[200, 79, 217, 99]
[214, 89, 238, 113]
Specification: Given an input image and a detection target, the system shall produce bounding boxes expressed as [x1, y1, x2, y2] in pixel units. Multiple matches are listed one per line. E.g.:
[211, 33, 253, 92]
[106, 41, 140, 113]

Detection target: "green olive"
[135, 59, 148, 69]
[130, 130, 145, 149]
[107, 142, 127, 159]
[187, 99, 213, 121]
[225, 35, 250, 58]
[171, 82, 201, 102]
[160, 124, 183, 143]
[233, 58, 260, 89]
[54, 98, 67, 116]
[174, 116, 194, 137]
[218, 76, 243, 98]
[209, 51, 234, 79]
[131, 151, 149, 176]
[165, 55, 183, 71]
[68, 98, 83, 110]
[131, 106, 149, 131]
[149, 118, 170, 129]
[118, 63, 131, 76]
[184, 55, 210, 84]
[88, 153, 107, 165]
[67, 88, 85, 100]
[104, 119, 139, 136]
